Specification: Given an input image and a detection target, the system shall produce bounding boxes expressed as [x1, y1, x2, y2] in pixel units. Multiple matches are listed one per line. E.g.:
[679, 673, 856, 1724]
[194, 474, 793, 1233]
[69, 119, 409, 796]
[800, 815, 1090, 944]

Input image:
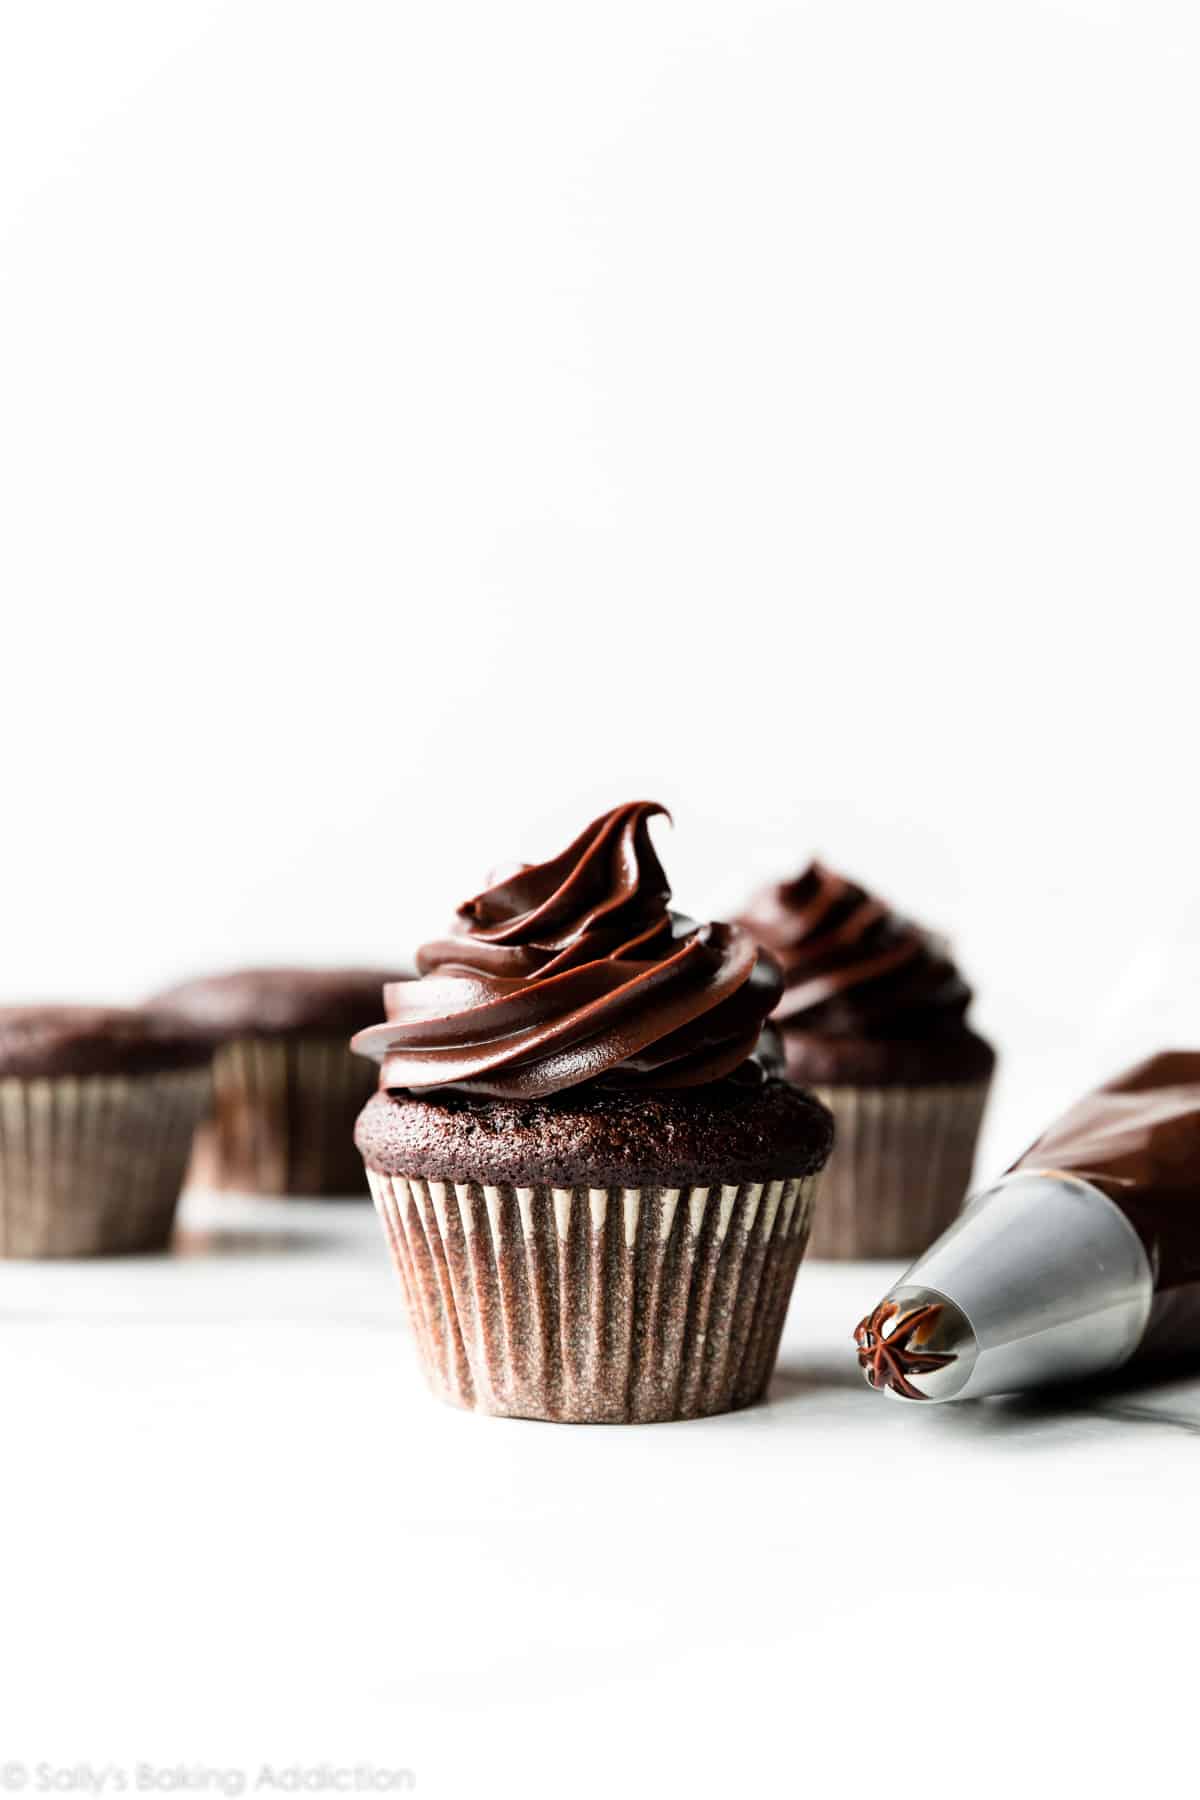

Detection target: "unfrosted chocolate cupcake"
[0, 1006, 213, 1256]
[352, 803, 833, 1424]
[151, 968, 402, 1197]
[739, 864, 994, 1259]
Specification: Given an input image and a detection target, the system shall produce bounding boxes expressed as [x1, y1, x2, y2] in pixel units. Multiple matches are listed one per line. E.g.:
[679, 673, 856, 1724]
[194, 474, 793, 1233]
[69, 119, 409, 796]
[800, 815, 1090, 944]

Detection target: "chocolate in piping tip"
[854, 1288, 977, 1401]
[854, 1299, 954, 1399]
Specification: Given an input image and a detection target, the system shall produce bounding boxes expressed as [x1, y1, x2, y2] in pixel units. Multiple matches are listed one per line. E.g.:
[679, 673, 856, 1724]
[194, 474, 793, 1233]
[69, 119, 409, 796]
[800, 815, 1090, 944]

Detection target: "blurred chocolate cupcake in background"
[738, 864, 994, 1259]
[150, 969, 404, 1197]
[0, 1007, 213, 1256]
[351, 802, 834, 1423]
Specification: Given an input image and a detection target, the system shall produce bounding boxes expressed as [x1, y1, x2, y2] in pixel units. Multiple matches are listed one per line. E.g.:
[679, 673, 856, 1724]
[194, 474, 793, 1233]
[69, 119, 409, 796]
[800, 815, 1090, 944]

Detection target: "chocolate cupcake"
[150, 968, 402, 1197]
[0, 1007, 213, 1256]
[739, 864, 994, 1260]
[351, 803, 833, 1424]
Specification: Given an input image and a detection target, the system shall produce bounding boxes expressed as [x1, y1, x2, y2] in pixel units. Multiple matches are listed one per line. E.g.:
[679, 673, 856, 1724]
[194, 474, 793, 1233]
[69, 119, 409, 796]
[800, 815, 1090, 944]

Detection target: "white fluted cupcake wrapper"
[806, 1080, 991, 1260]
[366, 1171, 820, 1422]
[188, 1035, 378, 1197]
[0, 1068, 211, 1257]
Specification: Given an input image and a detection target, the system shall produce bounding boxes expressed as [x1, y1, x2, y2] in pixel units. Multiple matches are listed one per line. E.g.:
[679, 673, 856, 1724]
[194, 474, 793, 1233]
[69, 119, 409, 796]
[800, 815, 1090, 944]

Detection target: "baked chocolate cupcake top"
[151, 968, 406, 1041]
[739, 863, 994, 1087]
[353, 802, 783, 1100]
[0, 1006, 215, 1079]
[355, 1078, 833, 1186]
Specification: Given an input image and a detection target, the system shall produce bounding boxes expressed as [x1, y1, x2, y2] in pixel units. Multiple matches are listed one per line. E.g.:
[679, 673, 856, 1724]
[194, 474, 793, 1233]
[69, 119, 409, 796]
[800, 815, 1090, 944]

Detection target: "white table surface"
[3, 1187, 1196, 1800]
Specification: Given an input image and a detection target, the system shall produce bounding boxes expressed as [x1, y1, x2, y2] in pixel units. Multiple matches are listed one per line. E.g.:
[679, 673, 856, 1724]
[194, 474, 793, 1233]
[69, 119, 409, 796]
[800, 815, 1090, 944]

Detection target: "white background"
[1, 2, 1198, 1793]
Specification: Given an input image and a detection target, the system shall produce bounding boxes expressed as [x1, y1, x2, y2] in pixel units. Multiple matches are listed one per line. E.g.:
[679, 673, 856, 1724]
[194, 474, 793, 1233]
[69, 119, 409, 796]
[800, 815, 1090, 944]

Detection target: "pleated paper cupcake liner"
[188, 1035, 378, 1197]
[806, 1079, 991, 1260]
[365, 1170, 820, 1423]
[0, 1067, 211, 1257]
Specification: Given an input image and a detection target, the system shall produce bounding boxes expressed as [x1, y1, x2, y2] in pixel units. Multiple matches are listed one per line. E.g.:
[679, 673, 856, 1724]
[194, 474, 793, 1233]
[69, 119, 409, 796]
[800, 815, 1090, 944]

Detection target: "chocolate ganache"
[352, 802, 782, 1099]
[738, 862, 995, 1089]
[1009, 1051, 1200, 1364]
[739, 863, 970, 1035]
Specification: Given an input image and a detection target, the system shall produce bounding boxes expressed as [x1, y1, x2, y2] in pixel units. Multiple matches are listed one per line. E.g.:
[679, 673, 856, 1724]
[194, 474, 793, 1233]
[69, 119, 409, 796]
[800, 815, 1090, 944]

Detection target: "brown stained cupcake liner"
[806, 1079, 991, 1260]
[189, 1035, 378, 1196]
[365, 1170, 820, 1423]
[0, 1067, 211, 1257]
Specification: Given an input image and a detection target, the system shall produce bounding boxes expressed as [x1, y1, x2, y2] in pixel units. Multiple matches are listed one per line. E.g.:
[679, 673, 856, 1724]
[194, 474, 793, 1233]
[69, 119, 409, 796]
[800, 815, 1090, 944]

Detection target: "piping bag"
[854, 1051, 1200, 1402]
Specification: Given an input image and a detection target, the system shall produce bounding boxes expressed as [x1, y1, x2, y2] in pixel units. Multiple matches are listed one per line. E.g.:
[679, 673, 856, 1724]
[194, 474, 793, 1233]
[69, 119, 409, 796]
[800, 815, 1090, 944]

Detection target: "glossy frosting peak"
[353, 802, 782, 1098]
[739, 861, 972, 1037]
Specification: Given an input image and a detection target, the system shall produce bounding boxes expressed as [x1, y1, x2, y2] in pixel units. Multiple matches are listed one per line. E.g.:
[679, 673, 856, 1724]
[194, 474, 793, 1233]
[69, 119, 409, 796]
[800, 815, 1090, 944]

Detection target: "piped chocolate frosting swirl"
[353, 802, 782, 1099]
[739, 862, 972, 1037]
